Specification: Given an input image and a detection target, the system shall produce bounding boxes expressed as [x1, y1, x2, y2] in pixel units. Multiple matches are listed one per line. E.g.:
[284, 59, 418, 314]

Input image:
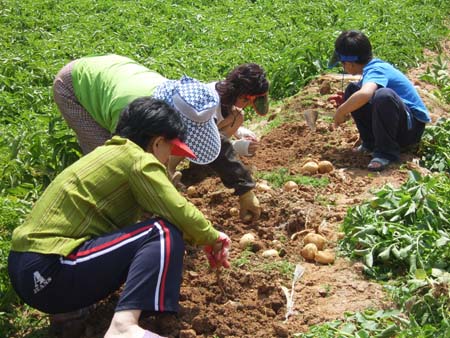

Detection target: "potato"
[303, 233, 327, 250]
[300, 157, 316, 167]
[314, 251, 335, 264]
[186, 186, 196, 197]
[283, 180, 298, 192]
[239, 233, 256, 249]
[301, 161, 319, 175]
[318, 160, 334, 174]
[300, 243, 318, 260]
[262, 249, 279, 258]
[256, 182, 272, 192]
[229, 207, 239, 217]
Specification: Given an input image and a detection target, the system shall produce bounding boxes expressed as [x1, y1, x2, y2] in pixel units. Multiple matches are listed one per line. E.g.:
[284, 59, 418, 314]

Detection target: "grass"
[259, 261, 294, 276]
[232, 249, 255, 268]
[256, 168, 329, 188]
[232, 247, 294, 277]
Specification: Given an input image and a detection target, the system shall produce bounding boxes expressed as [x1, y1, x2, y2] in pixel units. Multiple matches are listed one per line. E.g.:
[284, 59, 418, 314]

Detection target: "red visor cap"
[170, 138, 197, 159]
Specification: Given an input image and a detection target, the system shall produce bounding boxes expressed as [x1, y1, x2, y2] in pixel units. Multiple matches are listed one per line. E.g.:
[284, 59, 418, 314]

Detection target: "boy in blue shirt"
[328, 30, 430, 171]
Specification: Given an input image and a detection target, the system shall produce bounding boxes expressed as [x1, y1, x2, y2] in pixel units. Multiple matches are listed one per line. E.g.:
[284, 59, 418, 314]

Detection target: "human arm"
[217, 106, 245, 138]
[131, 155, 232, 268]
[334, 82, 378, 126]
[131, 154, 220, 246]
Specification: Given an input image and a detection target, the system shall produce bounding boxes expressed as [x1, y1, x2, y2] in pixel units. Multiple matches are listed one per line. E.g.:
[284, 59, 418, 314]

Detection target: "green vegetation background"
[1, 0, 449, 336]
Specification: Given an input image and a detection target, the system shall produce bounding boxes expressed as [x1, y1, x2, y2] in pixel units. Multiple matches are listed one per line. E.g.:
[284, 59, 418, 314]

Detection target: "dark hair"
[114, 97, 187, 150]
[335, 30, 372, 64]
[215, 63, 269, 117]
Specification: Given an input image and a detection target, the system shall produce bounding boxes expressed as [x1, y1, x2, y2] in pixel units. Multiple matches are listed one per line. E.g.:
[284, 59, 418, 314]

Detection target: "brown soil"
[27, 45, 449, 338]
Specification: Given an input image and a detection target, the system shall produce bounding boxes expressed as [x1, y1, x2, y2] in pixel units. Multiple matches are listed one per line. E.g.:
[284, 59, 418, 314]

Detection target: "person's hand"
[203, 232, 231, 269]
[169, 171, 185, 190]
[333, 109, 349, 127]
[246, 140, 259, 155]
[327, 91, 345, 108]
[232, 139, 259, 156]
[235, 127, 257, 142]
[239, 190, 261, 222]
[218, 108, 245, 138]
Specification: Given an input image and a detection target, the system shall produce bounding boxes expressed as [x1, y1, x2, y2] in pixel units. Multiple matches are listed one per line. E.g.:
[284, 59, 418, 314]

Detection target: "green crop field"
[1, 0, 449, 337]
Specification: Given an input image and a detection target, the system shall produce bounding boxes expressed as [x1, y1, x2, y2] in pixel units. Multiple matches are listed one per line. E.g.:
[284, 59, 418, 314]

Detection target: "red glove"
[327, 91, 345, 107]
[203, 232, 231, 269]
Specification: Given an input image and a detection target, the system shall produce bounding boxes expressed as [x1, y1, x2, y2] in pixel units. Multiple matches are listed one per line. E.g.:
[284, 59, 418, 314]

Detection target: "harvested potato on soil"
[301, 161, 319, 175]
[303, 233, 327, 250]
[318, 160, 334, 174]
[256, 182, 272, 192]
[186, 186, 196, 197]
[300, 243, 318, 260]
[239, 233, 256, 249]
[314, 250, 335, 264]
[283, 180, 298, 191]
[300, 157, 316, 166]
[229, 207, 239, 217]
[262, 249, 279, 258]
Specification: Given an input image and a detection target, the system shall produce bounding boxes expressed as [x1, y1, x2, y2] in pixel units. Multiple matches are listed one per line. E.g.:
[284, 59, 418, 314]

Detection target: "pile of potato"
[300, 233, 335, 264]
[300, 158, 334, 175]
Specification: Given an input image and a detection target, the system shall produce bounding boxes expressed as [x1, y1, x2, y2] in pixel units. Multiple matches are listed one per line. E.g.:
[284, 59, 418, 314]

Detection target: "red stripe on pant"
[157, 220, 171, 312]
[66, 225, 154, 260]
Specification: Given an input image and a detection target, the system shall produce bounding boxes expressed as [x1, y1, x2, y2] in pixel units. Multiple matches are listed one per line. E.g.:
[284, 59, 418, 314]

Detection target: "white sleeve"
[234, 127, 257, 140]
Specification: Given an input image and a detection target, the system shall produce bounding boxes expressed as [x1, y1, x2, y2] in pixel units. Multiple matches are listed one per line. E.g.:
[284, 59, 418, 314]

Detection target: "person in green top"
[53, 54, 265, 223]
[8, 97, 231, 338]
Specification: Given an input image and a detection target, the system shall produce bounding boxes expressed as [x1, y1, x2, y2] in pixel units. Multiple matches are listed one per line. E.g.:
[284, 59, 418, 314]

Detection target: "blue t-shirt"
[361, 59, 430, 124]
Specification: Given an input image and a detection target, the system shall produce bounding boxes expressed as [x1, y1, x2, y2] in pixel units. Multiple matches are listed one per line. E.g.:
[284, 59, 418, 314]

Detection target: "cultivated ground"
[15, 43, 449, 338]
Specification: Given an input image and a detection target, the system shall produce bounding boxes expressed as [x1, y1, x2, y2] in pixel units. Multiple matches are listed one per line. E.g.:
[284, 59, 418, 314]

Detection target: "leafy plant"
[334, 171, 450, 337]
[419, 118, 450, 173]
[295, 309, 406, 338]
[420, 55, 450, 104]
[386, 269, 450, 333]
[340, 170, 450, 279]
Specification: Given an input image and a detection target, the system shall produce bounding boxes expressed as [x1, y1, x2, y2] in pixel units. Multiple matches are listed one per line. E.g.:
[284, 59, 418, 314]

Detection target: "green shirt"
[72, 54, 167, 132]
[11, 137, 219, 256]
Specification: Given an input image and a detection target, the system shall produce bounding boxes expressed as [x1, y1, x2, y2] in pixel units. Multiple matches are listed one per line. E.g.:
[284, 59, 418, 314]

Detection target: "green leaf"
[404, 201, 416, 217]
[436, 236, 449, 247]
[339, 322, 357, 334]
[398, 244, 413, 259]
[378, 246, 391, 261]
[374, 324, 399, 338]
[414, 269, 427, 280]
[356, 329, 370, 338]
[364, 252, 374, 268]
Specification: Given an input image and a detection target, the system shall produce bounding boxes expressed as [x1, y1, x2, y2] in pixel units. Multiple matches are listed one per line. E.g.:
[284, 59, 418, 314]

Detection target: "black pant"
[8, 219, 184, 314]
[345, 83, 425, 161]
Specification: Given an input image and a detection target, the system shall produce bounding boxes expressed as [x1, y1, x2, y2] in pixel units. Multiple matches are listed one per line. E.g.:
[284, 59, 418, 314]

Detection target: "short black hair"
[114, 97, 187, 150]
[335, 30, 373, 64]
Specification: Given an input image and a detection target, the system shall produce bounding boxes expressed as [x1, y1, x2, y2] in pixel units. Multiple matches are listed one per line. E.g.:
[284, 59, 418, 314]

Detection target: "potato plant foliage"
[338, 171, 450, 335]
[419, 118, 450, 173]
